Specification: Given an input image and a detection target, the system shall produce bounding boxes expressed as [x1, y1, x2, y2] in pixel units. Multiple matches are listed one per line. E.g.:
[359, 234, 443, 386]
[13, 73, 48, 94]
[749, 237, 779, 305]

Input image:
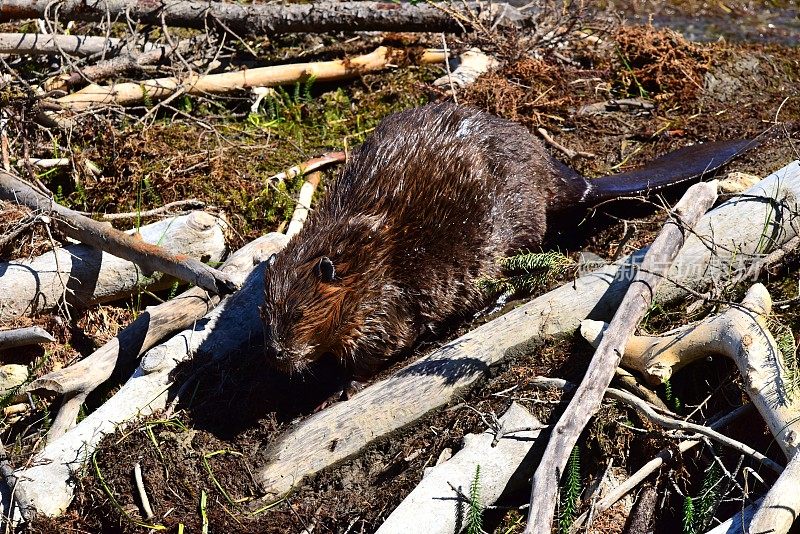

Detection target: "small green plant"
[682, 495, 695, 534]
[616, 48, 649, 98]
[478, 251, 575, 297]
[768, 317, 800, 398]
[662, 379, 682, 413]
[559, 445, 581, 533]
[692, 454, 724, 532]
[467, 464, 483, 534]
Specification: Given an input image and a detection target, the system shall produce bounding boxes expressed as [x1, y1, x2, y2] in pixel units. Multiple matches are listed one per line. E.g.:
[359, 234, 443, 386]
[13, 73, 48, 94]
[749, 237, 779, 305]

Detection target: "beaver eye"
[315, 256, 336, 282]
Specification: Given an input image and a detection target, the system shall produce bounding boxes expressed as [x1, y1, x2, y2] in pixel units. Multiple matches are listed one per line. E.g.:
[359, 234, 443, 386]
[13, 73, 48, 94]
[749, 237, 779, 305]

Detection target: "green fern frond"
[694, 454, 723, 532]
[479, 251, 575, 298]
[500, 251, 574, 272]
[559, 445, 581, 533]
[682, 495, 695, 534]
[467, 465, 483, 534]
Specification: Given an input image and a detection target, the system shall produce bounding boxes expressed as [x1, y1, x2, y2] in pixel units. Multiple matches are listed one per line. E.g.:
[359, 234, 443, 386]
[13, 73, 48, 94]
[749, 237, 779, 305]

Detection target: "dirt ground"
[1, 1, 799, 533]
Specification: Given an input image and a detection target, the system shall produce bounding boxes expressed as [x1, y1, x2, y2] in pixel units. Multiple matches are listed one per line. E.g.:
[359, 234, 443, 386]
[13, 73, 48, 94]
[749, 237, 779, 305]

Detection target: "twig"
[90, 199, 206, 221]
[267, 152, 346, 185]
[134, 462, 154, 520]
[45, 37, 195, 92]
[286, 172, 321, 238]
[607, 388, 782, 474]
[537, 127, 595, 159]
[566, 405, 752, 533]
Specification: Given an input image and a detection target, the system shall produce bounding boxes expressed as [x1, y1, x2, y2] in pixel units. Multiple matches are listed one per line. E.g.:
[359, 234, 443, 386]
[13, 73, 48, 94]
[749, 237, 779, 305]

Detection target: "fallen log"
[253, 161, 800, 502]
[0, 32, 134, 56]
[376, 403, 544, 534]
[526, 181, 719, 533]
[0, 1, 536, 35]
[54, 47, 445, 112]
[0, 211, 226, 318]
[8, 233, 288, 519]
[0, 168, 236, 295]
[0, 326, 54, 350]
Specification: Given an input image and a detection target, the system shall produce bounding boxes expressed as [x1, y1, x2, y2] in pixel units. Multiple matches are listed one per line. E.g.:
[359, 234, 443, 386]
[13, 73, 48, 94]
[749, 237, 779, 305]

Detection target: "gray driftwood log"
[7, 233, 288, 520]
[0, 1, 535, 35]
[0, 169, 236, 295]
[526, 181, 719, 532]
[0, 211, 226, 318]
[376, 403, 544, 534]
[254, 161, 800, 502]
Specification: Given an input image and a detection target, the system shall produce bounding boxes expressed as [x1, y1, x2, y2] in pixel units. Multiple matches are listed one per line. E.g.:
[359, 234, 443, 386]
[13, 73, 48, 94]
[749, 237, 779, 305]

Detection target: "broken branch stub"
[0, 211, 226, 318]
[0, 168, 236, 295]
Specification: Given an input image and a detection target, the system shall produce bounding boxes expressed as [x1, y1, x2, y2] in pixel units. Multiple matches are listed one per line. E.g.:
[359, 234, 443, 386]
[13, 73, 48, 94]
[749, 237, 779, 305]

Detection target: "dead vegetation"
[0, 1, 798, 533]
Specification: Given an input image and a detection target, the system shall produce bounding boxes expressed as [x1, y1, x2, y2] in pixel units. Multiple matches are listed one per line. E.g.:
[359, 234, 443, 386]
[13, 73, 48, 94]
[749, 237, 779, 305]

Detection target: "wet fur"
[261, 102, 749, 375]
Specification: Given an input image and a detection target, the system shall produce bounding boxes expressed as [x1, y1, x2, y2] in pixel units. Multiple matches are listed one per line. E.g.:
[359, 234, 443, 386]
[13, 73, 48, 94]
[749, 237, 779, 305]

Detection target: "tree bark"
[0, 32, 130, 56]
[0, 1, 535, 35]
[44, 38, 193, 92]
[0, 168, 236, 295]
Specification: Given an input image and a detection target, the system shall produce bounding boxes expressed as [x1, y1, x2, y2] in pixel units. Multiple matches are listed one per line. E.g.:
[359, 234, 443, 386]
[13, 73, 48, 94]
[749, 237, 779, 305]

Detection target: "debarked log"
[376, 403, 545, 534]
[254, 161, 800, 501]
[54, 47, 445, 112]
[0, 211, 226, 318]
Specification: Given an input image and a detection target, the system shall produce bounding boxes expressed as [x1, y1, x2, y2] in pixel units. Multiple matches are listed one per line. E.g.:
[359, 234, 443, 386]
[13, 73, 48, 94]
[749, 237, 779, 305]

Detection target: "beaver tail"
[582, 138, 760, 205]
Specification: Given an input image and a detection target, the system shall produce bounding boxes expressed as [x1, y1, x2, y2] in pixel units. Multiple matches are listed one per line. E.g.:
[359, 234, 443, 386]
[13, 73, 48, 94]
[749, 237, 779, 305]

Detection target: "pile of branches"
[0, 1, 798, 534]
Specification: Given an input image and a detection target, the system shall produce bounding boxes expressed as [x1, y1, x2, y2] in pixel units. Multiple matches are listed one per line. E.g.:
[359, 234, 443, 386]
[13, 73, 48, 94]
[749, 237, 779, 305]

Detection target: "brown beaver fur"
[261, 102, 752, 374]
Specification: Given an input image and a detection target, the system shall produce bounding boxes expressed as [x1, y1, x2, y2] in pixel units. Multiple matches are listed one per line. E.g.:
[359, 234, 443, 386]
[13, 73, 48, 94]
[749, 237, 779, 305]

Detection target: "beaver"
[261, 102, 753, 375]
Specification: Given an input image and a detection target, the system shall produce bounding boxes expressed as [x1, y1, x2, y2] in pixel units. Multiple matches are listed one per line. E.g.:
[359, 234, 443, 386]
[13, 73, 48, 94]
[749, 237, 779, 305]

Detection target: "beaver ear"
[315, 256, 336, 282]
